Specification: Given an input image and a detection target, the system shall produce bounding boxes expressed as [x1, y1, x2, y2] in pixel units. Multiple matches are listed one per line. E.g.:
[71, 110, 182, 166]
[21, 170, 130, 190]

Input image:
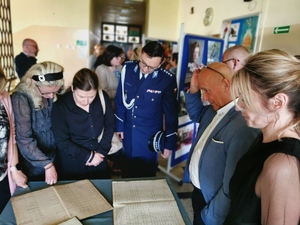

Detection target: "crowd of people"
[0, 39, 299, 224]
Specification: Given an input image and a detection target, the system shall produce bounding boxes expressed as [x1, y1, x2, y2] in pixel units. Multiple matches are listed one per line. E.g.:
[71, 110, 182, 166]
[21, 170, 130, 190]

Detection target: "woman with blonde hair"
[11, 61, 64, 186]
[224, 49, 300, 225]
[0, 68, 27, 213]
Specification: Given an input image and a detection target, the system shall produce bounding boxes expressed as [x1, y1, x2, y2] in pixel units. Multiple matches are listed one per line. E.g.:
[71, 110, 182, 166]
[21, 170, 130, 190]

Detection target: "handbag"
[98, 89, 122, 155]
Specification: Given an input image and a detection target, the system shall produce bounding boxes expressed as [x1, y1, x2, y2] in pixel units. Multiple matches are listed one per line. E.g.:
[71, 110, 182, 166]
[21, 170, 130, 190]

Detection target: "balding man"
[15, 38, 39, 79]
[183, 62, 259, 225]
[222, 45, 250, 73]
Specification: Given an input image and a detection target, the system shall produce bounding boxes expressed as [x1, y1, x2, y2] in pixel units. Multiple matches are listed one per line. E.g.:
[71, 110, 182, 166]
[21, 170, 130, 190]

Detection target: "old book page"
[58, 217, 82, 225]
[11, 180, 112, 225]
[112, 179, 185, 225]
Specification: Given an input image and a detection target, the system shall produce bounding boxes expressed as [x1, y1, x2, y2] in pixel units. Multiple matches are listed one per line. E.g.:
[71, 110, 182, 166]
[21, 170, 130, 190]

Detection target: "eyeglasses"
[27, 44, 38, 49]
[138, 60, 160, 71]
[118, 55, 125, 60]
[205, 66, 226, 80]
[222, 58, 239, 64]
[36, 85, 61, 97]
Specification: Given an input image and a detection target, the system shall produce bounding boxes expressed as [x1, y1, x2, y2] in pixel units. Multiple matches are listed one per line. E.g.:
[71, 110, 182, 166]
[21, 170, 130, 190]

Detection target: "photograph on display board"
[239, 16, 259, 52]
[175, 123, 194, 158]
[207, 41, 222, 64]
[185, 39, 205, 84]
[229, 22, 240, 42]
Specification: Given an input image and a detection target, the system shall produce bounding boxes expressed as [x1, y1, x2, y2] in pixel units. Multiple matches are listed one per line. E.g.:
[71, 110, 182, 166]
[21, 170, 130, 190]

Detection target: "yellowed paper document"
[58, 217, 82, 225]
[11, 180, 112, 225]
[112, 179, 185, 225]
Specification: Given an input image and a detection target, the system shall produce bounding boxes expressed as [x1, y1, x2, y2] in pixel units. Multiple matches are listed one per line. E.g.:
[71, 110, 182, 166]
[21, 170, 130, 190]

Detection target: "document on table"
[112, 179, 185, 225]
[11, 180, 112, 225]
[58, 217, 82, 225]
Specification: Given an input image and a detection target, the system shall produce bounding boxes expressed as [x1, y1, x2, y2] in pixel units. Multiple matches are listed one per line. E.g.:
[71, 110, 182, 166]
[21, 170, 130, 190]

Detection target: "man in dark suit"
[15, 38, 39, 79]
[114, 41, 178, 178]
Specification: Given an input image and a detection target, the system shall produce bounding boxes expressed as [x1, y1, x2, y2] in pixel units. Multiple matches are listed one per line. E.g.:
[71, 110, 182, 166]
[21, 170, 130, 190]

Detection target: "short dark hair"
[172, 52, 178, 64]
[102, 45, 123, 66]
[142, 41, 165, 62]
[72, 68, 99, 91]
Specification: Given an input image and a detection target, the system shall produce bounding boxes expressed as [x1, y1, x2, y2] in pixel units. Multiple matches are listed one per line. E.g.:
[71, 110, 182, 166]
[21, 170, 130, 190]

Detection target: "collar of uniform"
[217, 101, 235, 116]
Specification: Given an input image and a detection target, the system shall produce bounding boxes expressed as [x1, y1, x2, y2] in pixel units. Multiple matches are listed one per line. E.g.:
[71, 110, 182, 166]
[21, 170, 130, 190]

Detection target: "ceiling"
[93, 0, 146, 26]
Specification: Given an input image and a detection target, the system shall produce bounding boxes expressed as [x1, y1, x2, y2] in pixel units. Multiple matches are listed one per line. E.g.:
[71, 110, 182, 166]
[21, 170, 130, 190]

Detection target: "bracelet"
[10, 166, 17, 172]
[88, 151, 95, 163]
[45, 164, 54, 170]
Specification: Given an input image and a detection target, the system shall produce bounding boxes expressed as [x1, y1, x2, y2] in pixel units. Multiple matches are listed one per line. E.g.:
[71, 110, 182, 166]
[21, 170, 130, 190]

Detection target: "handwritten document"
[58, 217, 82, 225]
[11, 180, 112, 225]
[112, 179, 185, 225]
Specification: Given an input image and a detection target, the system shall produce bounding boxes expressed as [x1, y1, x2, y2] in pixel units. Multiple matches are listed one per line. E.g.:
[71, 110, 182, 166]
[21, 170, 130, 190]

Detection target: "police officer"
[114, 41, 178, 178]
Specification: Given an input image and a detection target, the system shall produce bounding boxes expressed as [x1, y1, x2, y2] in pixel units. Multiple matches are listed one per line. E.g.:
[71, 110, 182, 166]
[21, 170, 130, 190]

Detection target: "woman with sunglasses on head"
[11, 61, 64, 186]
[224, 49, 300, 225]
[0, 67, 27, 214]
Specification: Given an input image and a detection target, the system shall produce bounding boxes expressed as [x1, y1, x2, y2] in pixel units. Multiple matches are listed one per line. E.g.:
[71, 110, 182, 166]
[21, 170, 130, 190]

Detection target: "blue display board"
[169, 34, 224, 170]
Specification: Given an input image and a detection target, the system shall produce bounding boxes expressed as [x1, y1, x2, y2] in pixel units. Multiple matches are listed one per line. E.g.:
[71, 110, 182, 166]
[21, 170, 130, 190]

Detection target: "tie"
[139, 74, 145, 85]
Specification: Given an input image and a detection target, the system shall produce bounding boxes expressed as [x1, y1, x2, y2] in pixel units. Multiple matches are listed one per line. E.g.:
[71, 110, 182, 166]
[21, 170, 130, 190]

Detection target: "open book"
[112, 179, 185, 225]
[11, 180, 112, 225]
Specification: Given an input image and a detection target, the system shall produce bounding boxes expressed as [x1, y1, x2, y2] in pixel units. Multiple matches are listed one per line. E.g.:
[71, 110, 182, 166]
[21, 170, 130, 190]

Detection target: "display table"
[0, 177, 191, 225]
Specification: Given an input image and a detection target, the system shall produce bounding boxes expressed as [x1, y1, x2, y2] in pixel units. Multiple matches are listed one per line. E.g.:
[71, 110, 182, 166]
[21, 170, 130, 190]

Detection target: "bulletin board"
[221, 13, 261, 53]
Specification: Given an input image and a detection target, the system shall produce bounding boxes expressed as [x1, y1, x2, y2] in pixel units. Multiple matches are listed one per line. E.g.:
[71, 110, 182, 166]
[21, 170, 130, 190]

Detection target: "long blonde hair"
[13, 61, 64, 109]
[231, 49, 300, 138]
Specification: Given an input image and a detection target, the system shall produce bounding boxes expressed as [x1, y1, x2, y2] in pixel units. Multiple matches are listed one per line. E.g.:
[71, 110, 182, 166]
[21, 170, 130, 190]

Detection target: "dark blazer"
[14, 52, 37, 79]
[51, 91, 114, 180]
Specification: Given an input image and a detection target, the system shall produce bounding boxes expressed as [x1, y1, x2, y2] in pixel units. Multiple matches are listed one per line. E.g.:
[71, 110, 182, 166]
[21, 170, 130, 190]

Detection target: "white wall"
[175, 0, 300, 54]
[11, 0, 91, 86]
[145, 0, 180, 41]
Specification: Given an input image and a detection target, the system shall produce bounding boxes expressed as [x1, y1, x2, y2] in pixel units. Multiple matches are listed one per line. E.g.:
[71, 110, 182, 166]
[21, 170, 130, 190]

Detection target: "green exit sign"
[274, 26, 290, 34]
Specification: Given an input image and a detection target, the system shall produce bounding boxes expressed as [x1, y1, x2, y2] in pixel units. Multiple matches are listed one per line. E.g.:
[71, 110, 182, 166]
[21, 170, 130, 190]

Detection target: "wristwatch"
[10, 163, 22, 172]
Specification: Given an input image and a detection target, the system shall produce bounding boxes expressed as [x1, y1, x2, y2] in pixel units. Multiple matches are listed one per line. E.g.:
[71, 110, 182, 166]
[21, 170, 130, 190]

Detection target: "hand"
[86, 152, 105, 167]
[45, 164, 58, 185]
[189, 68, 201, 94]
[11, 170, 28, 188]
[161, 149, 172, 159]
[116, 132, 124, 140]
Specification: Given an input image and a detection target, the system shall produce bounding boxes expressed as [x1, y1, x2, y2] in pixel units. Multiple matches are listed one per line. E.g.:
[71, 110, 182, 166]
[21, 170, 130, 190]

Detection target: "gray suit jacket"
[183, 91, 259, 225]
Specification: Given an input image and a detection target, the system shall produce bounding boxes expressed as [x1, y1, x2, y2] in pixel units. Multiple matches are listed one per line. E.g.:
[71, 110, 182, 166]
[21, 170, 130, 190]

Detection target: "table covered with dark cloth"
[0, 177, 192, 225]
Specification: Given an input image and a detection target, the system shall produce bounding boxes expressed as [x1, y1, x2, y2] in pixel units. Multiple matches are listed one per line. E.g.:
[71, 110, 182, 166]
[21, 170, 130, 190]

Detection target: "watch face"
[16, 163, 22, 170]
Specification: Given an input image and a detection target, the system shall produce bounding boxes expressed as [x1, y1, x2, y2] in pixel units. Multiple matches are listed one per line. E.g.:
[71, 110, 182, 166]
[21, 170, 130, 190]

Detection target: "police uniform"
[114, 61, 178, 177]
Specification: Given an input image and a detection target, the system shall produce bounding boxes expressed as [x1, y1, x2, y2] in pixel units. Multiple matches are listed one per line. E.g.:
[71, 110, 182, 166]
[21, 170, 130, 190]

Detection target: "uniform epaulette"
[160, 68, 174, 77]
[125, 60, 136, 64]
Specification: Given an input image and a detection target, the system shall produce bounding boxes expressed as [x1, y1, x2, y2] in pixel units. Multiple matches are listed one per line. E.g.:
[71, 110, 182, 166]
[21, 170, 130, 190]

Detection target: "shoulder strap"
[98, 89, 106, 114]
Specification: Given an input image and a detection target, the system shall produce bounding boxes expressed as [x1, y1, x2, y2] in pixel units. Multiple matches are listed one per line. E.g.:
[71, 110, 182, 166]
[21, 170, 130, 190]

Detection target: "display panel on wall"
[221, 13, 261, 53]
[102, 23, 141, 44]
[179, 34, 224, 89]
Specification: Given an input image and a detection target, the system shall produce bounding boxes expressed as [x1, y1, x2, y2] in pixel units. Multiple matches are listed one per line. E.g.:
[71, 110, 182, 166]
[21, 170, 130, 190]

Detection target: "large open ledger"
[11, 180, 112, 225]
[112, 179, 185, 225]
